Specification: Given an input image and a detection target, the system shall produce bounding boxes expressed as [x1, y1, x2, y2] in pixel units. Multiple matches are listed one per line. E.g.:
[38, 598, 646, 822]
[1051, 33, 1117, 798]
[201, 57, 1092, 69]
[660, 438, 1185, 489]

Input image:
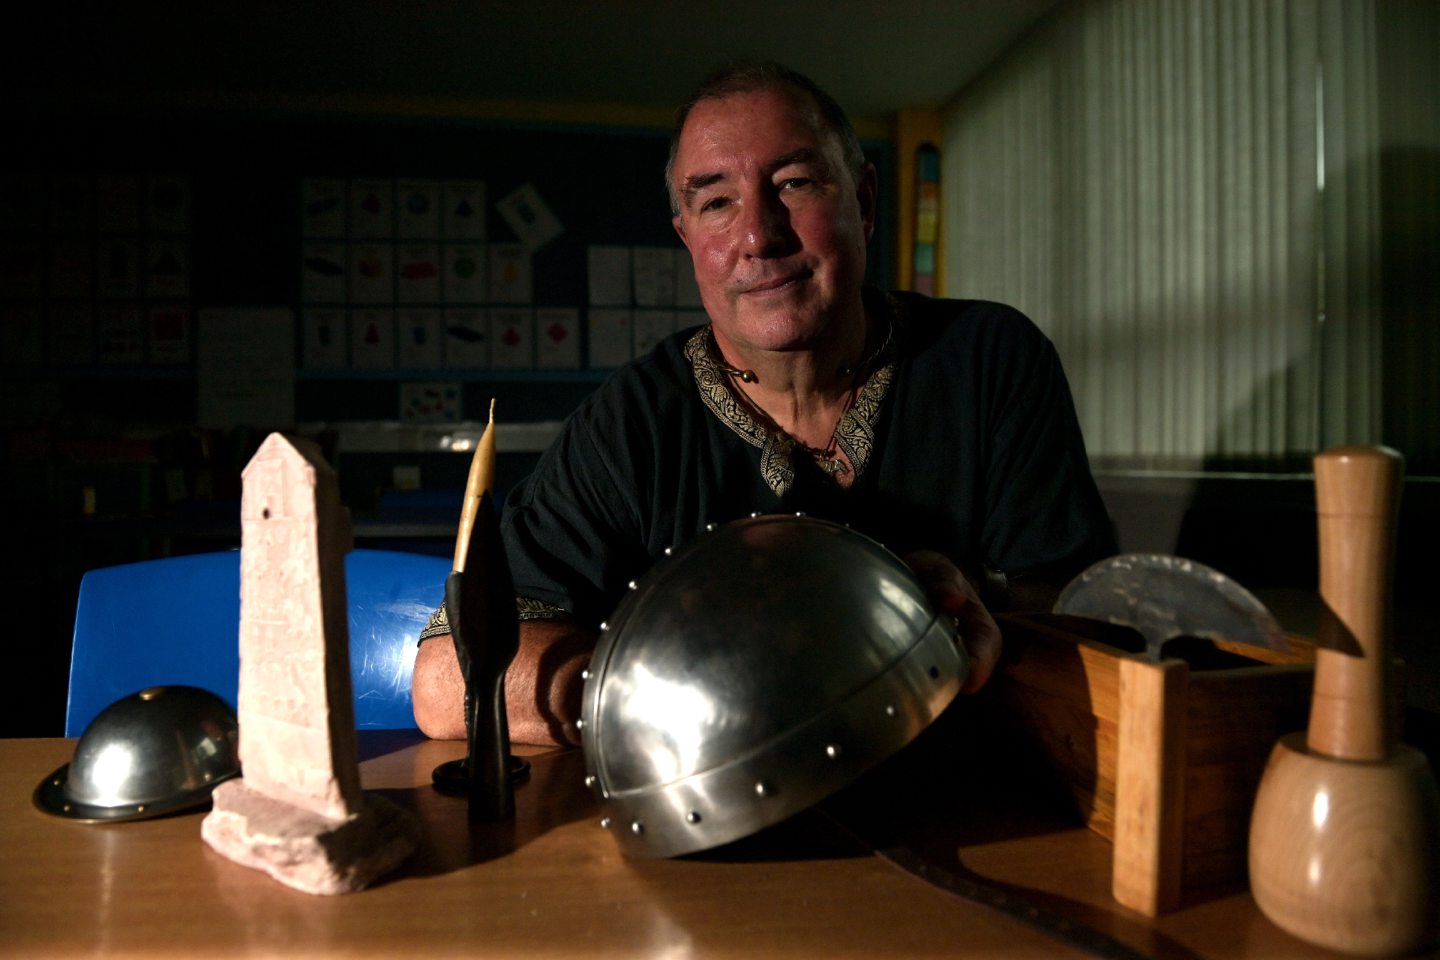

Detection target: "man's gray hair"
[665, 61, 867, 217]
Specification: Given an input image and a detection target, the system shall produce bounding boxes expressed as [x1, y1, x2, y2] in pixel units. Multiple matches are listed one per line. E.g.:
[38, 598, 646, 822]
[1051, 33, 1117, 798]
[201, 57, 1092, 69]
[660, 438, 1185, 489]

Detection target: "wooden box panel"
[995, 613, 1313, 916]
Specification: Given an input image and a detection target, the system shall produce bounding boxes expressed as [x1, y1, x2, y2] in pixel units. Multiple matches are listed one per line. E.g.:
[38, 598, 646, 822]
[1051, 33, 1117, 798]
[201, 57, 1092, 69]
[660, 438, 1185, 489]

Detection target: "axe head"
[1053, 553, 1288, 660]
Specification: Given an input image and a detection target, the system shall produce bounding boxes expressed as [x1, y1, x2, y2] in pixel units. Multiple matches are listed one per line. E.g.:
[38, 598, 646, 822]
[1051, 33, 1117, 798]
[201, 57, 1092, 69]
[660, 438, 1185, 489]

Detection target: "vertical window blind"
[942, 0, 1437, 472]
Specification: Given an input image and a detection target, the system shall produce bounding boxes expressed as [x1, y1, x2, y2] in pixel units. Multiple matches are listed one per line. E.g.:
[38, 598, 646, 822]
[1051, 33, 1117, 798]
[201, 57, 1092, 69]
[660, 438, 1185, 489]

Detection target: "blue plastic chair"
[65, 548, 451, 736]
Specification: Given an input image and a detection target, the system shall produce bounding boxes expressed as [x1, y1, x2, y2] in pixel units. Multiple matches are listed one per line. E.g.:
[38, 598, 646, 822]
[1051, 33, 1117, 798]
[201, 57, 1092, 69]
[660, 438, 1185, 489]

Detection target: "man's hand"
[904, 550, 1002, 694]
[412, 619, 597, 746]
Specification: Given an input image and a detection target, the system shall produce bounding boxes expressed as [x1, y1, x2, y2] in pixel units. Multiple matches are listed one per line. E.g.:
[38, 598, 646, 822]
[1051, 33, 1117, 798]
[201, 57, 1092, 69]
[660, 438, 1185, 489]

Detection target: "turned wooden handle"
[1308, 445, 1404, 761]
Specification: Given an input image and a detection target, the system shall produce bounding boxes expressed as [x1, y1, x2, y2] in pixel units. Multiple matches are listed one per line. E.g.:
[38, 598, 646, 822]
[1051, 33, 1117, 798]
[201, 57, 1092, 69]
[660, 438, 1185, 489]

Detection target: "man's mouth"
[738, 271, 811, 297]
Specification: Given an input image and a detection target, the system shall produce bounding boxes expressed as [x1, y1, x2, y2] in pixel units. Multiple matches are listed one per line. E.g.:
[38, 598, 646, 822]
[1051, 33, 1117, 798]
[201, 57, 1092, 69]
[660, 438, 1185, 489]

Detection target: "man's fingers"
[903, 549, 1003, 694]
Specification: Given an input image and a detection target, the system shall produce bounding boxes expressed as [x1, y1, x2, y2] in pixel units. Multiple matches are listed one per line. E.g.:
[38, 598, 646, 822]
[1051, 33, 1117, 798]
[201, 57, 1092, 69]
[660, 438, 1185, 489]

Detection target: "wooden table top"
[0, 729, 1407, 959]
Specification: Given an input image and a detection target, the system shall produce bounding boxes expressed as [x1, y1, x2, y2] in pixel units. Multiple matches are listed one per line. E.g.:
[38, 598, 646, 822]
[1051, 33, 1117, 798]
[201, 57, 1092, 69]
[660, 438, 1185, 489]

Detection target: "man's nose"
[738, 190, 795, 257]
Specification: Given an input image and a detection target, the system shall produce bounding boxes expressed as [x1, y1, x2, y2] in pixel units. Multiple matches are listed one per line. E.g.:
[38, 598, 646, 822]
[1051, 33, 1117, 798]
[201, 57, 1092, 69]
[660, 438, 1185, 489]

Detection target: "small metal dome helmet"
[34, 685, 240, 822]
[580, 514, 967, 857]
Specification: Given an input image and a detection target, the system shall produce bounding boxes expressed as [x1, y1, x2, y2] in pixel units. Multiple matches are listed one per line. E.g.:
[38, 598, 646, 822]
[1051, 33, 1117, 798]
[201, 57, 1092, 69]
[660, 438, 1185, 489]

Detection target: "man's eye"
[779, 177, 813, 190]
[701, 196, 731, 212]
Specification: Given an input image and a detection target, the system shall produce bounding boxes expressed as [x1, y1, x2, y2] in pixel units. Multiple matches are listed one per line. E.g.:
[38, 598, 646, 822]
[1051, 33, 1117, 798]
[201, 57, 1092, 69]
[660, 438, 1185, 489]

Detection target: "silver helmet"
[580, 514, 967, 857]
[34, 685, 240, 822]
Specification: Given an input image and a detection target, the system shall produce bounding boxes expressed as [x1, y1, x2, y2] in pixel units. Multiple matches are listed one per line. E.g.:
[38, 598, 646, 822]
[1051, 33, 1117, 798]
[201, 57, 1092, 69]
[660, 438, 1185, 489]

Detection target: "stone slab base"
[202, 780, 420, 895]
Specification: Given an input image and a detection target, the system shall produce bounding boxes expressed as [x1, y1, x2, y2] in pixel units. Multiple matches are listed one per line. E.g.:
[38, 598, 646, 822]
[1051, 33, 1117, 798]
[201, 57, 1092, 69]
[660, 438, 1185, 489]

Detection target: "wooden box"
[994, 613, 1315, 916]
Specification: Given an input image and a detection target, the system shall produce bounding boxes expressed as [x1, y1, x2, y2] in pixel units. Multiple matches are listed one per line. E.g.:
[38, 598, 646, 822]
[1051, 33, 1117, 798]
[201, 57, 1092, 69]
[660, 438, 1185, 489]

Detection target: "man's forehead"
[675, 87, 833, 171]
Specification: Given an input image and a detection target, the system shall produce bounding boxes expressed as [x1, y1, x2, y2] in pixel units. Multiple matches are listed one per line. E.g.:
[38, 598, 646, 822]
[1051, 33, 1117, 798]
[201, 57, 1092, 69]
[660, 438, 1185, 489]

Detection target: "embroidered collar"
[684, 289, 902, 497]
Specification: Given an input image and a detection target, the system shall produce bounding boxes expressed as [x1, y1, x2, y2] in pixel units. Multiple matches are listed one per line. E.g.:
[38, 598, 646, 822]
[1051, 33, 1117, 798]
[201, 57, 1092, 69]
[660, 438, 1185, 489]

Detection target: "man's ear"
[856, 162, 878, 242]
[672, 214, 688, 247]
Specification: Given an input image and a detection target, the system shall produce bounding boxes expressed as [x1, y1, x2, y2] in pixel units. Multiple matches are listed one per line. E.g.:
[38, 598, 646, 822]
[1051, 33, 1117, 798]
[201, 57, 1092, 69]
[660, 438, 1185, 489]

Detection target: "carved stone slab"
[202, 433, 418, 894]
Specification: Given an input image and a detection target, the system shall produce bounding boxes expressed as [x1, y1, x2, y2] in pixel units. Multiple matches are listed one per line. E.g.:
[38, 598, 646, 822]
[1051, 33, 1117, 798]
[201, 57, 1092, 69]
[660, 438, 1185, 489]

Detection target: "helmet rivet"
[686, 811, 702, 824]
[794, 511, 806, 517]
[599, 621, 609, 632]
[749, 511, 761, 518]
[631, 821, 645, 835]
[825, 743, 842, 759]
[584, 775, 596, 788]
[664, 546, 674, 556]
[885, 704, 897, 717]
[627, 580, 638, 591]
[705, 522, 718, 532]
[754, 781, 771, 798]
[581, 668, 591, 680]
[600, 817, 612, 829]
[574, 718, 585, 731]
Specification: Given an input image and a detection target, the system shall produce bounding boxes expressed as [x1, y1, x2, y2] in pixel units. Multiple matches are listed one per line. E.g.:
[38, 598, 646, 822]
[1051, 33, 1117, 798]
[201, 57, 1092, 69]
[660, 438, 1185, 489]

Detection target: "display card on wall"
[488, 243, 531, 304]
[443, 243, 487, 303]
[349, 243, 394, 304]
[350, 307, 396, 369]
[95, 175, 142, 233]
[534, 307, 580, 370]
[588, 308, 633, 368]
[397, 308, 443, 368]
[349, 180, 394, 239]
[147, 305, 191, 364]
[147, 176, 190, 234]
[441, 180, 486, 241]
[301, 180, 347, 238]
[490, 307, 534, 369]
[302, 307, 348, 368]
[302, 243, 347, 302]
[97, 239, 141, 298]
[96, 305, 144, 364]
[632, 246, 676, 307]
[634, 309, 676, 358]
[443, 307, 489, 368]
[48, 240, 92, 298]
[587, 245, 631, 306]
[146, 240, 189, 298]
[496, 181, 564, 252]
[49, 303, 95, 364]
[396, 244, 441, 303]
[400, 382, 461, 422]
[397, 180, 441, 239]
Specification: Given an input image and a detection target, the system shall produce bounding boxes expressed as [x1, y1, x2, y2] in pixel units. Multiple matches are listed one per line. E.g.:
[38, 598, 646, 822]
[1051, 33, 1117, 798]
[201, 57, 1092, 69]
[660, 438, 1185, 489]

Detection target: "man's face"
[670, 86, 876, 356]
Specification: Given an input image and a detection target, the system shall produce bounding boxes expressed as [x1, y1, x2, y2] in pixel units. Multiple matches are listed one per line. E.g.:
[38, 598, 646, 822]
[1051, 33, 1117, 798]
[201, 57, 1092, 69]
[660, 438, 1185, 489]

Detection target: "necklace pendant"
[816, 456, 850, 478]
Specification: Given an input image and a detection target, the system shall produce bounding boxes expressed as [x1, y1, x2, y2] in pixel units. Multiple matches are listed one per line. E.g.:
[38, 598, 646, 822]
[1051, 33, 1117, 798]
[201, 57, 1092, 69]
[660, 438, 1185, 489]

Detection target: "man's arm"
[412, 619, 597, 746]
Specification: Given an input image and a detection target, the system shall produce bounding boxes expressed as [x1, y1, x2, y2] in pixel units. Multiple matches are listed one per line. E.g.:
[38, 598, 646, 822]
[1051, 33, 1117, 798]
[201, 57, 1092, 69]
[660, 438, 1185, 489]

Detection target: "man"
[413, 62, 1114, 745]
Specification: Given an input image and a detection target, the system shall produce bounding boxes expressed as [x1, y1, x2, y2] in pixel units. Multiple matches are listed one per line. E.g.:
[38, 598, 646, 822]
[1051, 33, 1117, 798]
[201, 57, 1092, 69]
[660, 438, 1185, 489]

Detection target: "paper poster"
[490, 307, 534, 369]
[397, 180, 441, 239]
[302, 307, 348, 368]
[534, 307, 580, 369]
[146, 239, 189, 298]
[396, 243, 441, 303]
[441, 180, 486, 240]
[147, 176, 190, 234]
[350, 307, 396, 369]
[488, 243, 531, 304]
[674, 247, 703, 308]
[588, 308, 632, 368]
[349, 179, 394, 239]
[197, 307, 296, 429]
[301, 179, 347, 238]
[496, 182, 564, 252]
[443, 243, 487, 303]
[95, 175, 141, 232]
[97, 239, 141, 298]
[633, 309, 676, 357]
[48, 302, 94, 364]
[587, 245, 631, 305]
[400, 382, 461, 422]
[349, 243, 394, 304]
[48, 240, 92, 298]
[95, 305, 145, 363]
[147, 305, 191, 364]
[397, 307, 443, 368]
[632, 246, 676, 307]
[301, 242, 347, 302]
[443, 307, 489, 368]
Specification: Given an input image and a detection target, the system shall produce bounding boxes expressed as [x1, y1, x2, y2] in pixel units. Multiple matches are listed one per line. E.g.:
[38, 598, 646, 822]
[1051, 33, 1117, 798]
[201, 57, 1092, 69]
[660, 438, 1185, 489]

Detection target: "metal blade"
[1053, 553, 1288, 660]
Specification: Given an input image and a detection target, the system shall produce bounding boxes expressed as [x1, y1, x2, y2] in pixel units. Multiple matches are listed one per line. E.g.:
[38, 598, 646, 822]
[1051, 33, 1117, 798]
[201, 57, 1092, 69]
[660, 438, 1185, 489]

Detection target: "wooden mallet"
[1249, 446, 1439, 956]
